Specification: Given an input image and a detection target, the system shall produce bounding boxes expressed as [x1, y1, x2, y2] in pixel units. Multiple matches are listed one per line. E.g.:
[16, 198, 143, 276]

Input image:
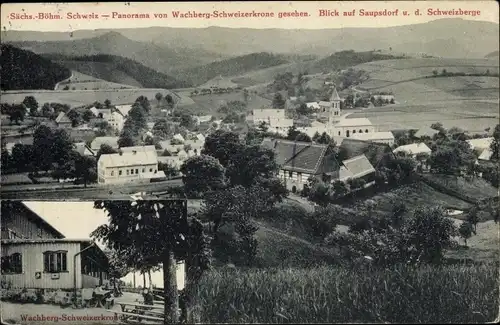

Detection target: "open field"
[1, 88, 193, 107]
[343, 58, 500, 132]
[355, 58, 499, 82]
[347, 100, 499, 132]
[193, 263, 498, 323]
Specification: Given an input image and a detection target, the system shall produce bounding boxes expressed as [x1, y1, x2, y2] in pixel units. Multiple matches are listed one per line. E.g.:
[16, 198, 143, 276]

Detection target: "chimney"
[132, 150, 137, 155]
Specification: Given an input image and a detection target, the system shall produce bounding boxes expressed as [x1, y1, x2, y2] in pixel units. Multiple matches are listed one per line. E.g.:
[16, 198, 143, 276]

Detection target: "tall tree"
[135, 96, 151, 113]
[180, 155, 226, 198]
[74, 154, 97, 187]
[23, 96, 39, 113]
[458, 222, 473, 246]
[272, 92, 285, 109]
[490, 124, 500, 161]
[92, 200, 210, 324]
[155, 93, 163, 107]
[51, 129, 75, 166]
[33, 125, 54, 171]
[202, 130, 243, 167]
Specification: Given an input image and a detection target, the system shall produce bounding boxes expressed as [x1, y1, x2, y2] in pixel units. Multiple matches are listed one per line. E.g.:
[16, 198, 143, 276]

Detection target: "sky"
[24, 201, 108, 240]
[1, 1, 498, 32]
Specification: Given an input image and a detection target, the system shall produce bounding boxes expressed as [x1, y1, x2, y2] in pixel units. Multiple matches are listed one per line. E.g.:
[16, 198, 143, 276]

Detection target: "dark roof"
[261, 138, 330, 174]
[338, 138, 395, 168]
[2, 202, 66, 239]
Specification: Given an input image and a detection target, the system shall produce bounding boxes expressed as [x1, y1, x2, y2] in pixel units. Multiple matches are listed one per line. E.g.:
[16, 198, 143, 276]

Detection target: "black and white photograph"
[1, 1, 499, 324]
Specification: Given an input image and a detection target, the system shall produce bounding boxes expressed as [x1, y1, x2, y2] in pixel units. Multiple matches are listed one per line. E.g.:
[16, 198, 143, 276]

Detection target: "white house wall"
[1, 242, 82, 289]
[97, 163, 158, 185]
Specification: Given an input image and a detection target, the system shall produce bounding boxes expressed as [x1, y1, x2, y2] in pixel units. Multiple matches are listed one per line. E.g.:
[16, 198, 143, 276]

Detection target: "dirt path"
[54, 71, 74, 90]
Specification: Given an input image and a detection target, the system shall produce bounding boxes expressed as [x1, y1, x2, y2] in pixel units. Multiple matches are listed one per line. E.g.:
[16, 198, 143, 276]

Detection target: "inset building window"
[43, 251, 67, 273]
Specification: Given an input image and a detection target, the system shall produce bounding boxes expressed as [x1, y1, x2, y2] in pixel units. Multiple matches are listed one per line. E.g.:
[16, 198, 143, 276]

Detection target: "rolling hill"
[343, 58, 499, 132]
[0, 44, 71, 90]
[2, 18, 498, 59]
[177, 52, 291, 86]
[44, 53, 191, 89]
[3, 31, 226, 77]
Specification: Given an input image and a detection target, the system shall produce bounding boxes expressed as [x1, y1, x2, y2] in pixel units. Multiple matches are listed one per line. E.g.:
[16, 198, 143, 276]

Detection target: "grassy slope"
[419, 174, 499, 201]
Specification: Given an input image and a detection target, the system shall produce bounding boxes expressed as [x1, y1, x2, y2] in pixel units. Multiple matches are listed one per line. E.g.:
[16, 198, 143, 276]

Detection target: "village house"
[55, 112, 72, 128]
[89, 108, 125, 133]
[261, 137, 393, 192]
[73, 142, 96, 157]
[306, 102, 321, 111]
[261, 138, 338, 193]
[414, 126, 440, 140]
[467, 137, 494, 161]
[90, 136, 120, 153]
[350, 131, 395, 146]
[252, 108, 294, 135]
[393, 142, 432, 157]
[338, 155, 376, 183]
[114, 104, 133, 118]
[97, 146, 164, 184]
[372, 94, 395, 102]
[193, 115, 213, 125]
[1, 202, 109, 291]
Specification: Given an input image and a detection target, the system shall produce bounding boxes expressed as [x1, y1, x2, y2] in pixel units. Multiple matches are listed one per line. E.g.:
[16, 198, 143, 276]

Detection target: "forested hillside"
[1, 44, 71, 90]
[45, 53, 192, 89]
[177, 52, 290, 86]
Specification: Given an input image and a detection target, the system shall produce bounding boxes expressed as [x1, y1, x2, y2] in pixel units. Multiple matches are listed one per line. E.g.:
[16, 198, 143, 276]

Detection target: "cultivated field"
[193, 263, 498, 323]
[0, 88, 194, 108]
[343, 58, 500, 132]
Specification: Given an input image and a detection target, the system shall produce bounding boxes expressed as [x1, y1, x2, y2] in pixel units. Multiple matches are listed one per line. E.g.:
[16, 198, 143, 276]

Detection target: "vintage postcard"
[1, 1, 499, 324]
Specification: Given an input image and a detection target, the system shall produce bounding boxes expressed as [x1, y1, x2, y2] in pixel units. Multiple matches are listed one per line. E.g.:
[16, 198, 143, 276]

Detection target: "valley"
[1, 16, 499, 324]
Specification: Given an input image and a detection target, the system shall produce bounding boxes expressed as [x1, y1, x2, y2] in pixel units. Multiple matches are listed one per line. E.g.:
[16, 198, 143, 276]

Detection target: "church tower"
[328, 87, 342, 126]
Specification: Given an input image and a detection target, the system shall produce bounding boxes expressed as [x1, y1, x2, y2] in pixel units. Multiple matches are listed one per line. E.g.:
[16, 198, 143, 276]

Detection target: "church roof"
[330, 87, 341, 101]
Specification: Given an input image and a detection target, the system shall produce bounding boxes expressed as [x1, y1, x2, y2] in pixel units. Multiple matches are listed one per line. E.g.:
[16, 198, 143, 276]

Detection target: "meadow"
[348, 100, 499, 132]
[192, 263, 499, 323]
[344, 58, 500, 132]
[0, 88, 193, 107]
